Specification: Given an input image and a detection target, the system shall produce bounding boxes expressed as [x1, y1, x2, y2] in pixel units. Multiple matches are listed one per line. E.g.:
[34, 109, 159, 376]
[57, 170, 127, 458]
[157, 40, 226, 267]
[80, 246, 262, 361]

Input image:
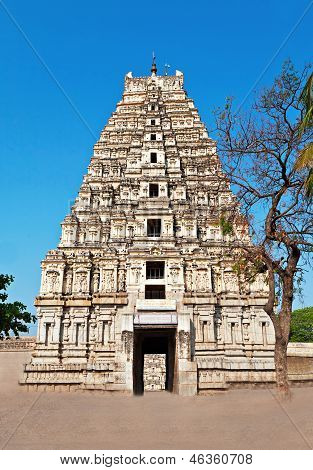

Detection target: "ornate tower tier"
[21, 65, 275, 394]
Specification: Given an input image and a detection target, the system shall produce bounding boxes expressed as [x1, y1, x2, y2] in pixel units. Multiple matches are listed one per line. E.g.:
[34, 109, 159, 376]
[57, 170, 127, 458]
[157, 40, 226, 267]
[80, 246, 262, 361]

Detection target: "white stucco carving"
[22, 64, 275, 394]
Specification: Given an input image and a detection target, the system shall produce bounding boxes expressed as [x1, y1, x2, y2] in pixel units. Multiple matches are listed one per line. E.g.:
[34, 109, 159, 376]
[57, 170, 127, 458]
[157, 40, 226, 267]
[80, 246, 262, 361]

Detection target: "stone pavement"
[1, 352, 312, 450]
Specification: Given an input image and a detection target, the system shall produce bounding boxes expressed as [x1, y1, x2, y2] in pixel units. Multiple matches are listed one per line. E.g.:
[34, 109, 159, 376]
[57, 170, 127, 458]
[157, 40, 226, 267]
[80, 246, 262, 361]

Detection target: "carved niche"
[118, 269, 126, 292]
[169, 264, 180, 284]
[185, 269, 193, 291]
[131, 266, 141, 284]
[196, 269, 209, 292]
[74, 269, 89, 294]
[64, 269, 73, 295]
[45, 270, 60, 293]
[92, 269, 100, 294]
[223, 270, 239, 293]
[102, 269, 115, 293]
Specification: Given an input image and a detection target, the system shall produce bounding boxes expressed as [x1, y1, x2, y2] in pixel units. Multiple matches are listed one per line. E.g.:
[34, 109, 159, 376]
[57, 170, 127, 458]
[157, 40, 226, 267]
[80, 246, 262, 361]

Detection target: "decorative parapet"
[287, 343, 313, 380]
[287, 342, 313, 357]
[136, 299, 176, 311]
[134, 313, 177, 326]
[0, 337, 36, 351]
[124, 71, 184, 93]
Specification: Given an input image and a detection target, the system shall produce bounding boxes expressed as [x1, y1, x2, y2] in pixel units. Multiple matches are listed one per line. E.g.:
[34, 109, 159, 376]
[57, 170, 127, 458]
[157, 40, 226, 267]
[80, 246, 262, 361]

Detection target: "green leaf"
[0, 274, 35, 338]
[219, 215, 233, 235]
[290, 306, 313, 342]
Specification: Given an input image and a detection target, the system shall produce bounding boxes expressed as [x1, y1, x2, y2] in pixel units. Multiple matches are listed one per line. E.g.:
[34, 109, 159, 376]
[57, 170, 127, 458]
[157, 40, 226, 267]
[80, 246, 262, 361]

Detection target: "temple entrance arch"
[133, 327, 176, 395]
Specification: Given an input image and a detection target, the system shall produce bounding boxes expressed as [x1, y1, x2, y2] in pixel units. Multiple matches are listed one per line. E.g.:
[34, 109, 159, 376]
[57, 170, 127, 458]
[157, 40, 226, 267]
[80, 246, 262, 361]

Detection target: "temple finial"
[151, 52, 157, 75]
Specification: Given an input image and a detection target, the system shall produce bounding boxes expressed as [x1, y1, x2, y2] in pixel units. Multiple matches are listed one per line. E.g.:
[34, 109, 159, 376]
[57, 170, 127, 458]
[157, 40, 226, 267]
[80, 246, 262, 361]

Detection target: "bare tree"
[214, 60, 313, 398]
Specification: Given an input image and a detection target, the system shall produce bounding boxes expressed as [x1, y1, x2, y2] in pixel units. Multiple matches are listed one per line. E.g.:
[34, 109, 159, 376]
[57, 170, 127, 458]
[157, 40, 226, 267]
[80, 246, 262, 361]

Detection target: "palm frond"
[294, 143, 313, 170]
[294, 143, 313, 198]
[299, 73, 313, 134]
[305, 169, 313, 197]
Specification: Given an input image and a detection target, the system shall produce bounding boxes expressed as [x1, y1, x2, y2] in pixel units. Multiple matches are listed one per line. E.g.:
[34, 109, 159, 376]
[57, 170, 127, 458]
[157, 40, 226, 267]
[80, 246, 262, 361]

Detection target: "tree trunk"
[274, 335, 291, 400]
[263, 263, 291, 400]
[273, 260, 299, 401]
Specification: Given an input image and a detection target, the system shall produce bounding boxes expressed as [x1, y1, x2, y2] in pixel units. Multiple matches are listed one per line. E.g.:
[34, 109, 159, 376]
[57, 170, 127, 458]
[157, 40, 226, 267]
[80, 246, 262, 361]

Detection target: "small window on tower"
[146, 261, 165, 279]
[145, 285, 165, 299]
[150, 152, 157, 163]
[151, 119, 156, 126]
[149, 184, 159, 197]
[147, 219, 161, 237]
[151, 104, 155, 111]
[45, 323, 51, 346]
[151, 133, 156, 141]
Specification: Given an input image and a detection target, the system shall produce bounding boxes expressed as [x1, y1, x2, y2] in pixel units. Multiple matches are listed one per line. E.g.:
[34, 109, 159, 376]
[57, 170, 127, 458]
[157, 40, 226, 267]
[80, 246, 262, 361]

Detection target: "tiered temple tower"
[21, 62, 275, 395]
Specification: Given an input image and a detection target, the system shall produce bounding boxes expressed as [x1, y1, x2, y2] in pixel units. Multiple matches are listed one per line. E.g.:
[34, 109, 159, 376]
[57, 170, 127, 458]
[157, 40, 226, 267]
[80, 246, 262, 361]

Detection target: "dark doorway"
[133, 328, 176, 395]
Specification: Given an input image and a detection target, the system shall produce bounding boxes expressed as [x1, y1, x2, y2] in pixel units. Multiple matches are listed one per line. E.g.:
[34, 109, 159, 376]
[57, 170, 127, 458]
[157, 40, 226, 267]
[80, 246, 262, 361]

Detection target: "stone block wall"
[0, 337, 36, 352]
[143, 354, 166, 391]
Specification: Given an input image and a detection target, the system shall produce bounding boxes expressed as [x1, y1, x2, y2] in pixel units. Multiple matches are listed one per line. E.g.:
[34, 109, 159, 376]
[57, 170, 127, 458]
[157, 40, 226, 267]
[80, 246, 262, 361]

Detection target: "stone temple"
[21, 60, 276, 395]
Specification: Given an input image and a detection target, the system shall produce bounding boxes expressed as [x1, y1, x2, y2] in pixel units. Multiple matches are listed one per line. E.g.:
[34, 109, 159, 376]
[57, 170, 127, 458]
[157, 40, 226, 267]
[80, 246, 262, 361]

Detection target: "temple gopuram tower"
[21, 61, 275, 395]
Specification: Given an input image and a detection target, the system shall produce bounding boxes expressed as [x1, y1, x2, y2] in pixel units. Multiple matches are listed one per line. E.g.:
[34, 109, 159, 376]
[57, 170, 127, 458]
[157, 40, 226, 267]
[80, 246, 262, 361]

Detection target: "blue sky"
[0, 0, 312, 335]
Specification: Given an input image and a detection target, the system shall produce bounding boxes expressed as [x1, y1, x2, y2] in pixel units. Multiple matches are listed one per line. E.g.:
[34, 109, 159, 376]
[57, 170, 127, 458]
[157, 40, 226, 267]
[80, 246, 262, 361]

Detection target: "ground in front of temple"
[1, 352, 313, 450]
